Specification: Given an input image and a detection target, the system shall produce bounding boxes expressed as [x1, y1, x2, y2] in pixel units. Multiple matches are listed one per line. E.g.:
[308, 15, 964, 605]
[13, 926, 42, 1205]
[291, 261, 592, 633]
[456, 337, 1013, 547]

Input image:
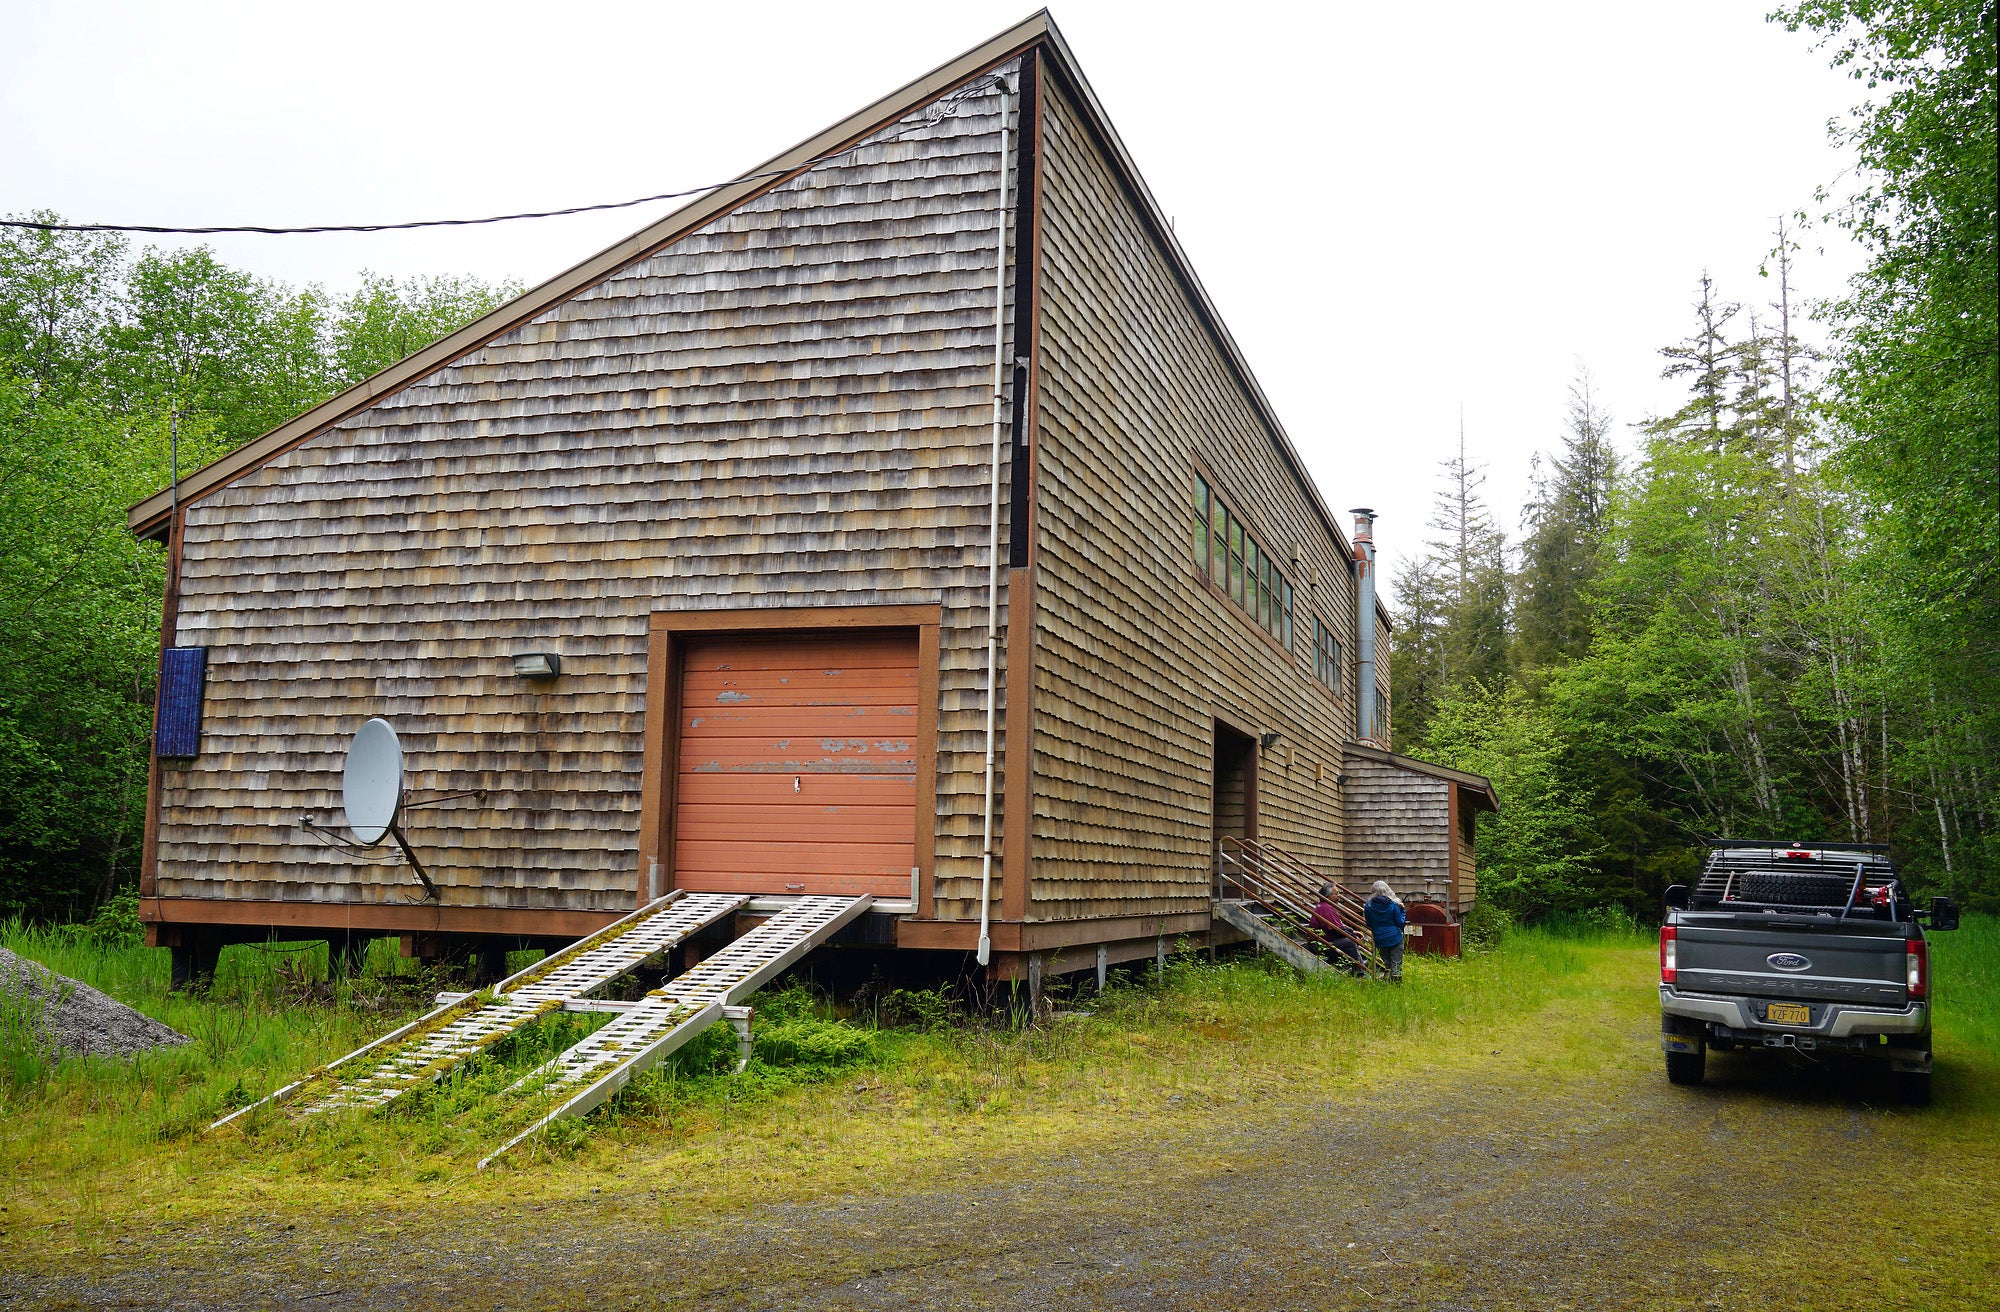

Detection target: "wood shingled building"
[129, 12, 1496, 983]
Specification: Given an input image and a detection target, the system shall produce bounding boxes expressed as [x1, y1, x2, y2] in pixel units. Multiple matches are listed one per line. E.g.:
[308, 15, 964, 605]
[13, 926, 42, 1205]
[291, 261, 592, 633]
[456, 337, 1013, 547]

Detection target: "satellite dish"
[343, 718, 403, 845]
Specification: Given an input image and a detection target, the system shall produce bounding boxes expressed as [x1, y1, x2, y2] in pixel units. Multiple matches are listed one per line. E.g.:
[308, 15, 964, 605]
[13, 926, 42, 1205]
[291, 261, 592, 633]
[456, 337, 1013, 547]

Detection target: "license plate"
[1766, 1002, 1811, 1025]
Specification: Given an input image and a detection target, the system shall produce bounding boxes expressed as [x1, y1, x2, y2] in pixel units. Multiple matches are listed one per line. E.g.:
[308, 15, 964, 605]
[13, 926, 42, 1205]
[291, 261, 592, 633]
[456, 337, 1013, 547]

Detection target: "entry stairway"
[1213, 836, 1382, 976]
[209, 891, 871, 1165]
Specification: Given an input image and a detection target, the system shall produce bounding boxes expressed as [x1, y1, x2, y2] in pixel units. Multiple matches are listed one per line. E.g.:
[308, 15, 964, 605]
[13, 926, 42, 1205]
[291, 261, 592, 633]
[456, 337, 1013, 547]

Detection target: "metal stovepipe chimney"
[1351, 508, 1378, 744]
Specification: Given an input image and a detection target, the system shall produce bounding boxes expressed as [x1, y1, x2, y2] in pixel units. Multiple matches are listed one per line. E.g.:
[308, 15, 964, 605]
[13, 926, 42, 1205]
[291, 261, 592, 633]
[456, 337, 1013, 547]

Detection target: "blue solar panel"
[156, 647, 207, 758]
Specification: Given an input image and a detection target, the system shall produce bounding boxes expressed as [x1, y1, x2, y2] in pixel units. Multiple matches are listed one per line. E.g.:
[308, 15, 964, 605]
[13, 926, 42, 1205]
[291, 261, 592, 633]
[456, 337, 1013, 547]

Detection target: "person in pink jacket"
[1309, 884, 1365, 974]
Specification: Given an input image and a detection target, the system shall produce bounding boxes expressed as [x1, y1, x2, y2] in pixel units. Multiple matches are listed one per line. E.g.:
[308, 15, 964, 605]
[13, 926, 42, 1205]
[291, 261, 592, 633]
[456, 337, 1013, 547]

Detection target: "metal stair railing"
[1216, 836, 1381, 975]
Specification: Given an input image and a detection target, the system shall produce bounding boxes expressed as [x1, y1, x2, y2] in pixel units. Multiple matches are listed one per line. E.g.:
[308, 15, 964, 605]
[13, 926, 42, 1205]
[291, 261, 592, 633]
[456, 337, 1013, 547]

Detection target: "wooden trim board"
[1000, 42, 1043, 926]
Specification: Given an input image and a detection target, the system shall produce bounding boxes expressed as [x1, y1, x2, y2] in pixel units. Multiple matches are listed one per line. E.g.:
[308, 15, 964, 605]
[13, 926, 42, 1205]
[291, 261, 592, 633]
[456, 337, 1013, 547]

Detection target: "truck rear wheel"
[1665, 1048, 1705, 1086]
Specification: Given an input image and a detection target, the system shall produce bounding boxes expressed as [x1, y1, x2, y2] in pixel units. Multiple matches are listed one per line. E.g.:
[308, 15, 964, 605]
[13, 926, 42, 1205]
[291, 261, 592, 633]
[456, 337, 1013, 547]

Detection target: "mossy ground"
[3, 918, 1995, 1309]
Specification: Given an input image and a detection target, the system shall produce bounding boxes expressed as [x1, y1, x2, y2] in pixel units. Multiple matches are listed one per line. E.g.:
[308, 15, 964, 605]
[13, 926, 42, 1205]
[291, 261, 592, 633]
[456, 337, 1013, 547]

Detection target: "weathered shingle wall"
[158, 68, 1023, 916]
[1341, 753, 1452, 899]
[1028, 76, 1362, 919]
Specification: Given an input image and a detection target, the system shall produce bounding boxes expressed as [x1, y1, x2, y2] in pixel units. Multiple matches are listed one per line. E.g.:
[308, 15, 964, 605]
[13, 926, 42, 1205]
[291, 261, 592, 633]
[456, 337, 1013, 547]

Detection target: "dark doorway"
[1211, 721, 1256, 893]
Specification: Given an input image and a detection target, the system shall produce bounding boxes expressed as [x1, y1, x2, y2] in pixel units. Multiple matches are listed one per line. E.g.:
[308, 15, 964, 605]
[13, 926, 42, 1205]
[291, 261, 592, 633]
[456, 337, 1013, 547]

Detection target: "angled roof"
[1343, 742, 1500, 812]
[128, 9, 1355, 569]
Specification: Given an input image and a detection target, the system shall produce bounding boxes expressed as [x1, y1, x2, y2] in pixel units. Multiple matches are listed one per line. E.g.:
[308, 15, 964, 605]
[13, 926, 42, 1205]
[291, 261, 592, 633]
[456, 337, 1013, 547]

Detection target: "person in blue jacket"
[1363, 880, 1408, 981]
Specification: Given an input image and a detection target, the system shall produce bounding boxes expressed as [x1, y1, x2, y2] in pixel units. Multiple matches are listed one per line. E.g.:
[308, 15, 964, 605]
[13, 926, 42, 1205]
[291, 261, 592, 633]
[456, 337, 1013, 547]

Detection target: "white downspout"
[978, 78, 1012, 967]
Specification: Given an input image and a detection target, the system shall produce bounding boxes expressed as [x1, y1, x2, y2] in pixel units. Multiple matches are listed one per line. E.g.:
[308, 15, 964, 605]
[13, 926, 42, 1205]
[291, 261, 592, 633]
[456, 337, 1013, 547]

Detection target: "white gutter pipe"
[978, 79, 1012, 967]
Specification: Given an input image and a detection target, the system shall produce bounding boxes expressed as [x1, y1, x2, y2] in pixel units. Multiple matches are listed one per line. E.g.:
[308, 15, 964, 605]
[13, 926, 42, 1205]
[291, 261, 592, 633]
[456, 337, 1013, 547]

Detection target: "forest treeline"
[1391, 1, 1997, 916]
[0, 0, 1992, 922]
[0, 222, 515, 915]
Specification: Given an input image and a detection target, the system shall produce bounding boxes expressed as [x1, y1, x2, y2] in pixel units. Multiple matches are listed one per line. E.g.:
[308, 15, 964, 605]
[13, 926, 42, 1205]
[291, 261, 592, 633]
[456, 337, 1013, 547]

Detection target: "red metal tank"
[1402, 900, 1461, 958]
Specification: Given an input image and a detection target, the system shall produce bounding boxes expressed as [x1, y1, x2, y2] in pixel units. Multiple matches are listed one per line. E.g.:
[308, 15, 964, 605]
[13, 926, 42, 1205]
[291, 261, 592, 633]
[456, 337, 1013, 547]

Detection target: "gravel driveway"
[8, 985, 1992, 1311]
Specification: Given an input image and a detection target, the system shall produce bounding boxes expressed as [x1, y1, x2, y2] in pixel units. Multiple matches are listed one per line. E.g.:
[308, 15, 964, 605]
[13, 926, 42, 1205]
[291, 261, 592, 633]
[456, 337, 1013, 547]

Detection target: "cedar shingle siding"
[1342, 756, 1452, 900]
[141, 19, 1488, 954]
[1029, 76, 1364, 919]
[158, 67, 1022, 915]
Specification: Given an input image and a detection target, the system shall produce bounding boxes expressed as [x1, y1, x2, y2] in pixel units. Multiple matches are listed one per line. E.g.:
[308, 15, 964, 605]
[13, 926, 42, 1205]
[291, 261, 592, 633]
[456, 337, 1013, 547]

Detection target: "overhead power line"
[0, 75, 1007, 238]
[4, 171, 794, 237]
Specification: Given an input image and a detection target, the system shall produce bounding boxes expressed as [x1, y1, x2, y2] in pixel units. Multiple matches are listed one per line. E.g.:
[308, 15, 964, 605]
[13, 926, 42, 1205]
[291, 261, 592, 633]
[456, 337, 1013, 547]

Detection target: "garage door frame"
[637, 604, 942, 915]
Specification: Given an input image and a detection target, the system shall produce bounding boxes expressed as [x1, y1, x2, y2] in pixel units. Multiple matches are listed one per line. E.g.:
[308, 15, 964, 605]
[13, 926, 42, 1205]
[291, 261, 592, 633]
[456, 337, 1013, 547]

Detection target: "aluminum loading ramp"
[478, 894, 872, 1167]
[210, 890, 750, 1129]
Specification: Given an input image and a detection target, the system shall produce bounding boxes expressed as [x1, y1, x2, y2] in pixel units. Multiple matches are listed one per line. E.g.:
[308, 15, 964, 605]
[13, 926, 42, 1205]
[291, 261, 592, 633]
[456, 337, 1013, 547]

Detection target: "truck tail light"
[1906, 938, 1927, 999]
[1661, 926, 1677, 983]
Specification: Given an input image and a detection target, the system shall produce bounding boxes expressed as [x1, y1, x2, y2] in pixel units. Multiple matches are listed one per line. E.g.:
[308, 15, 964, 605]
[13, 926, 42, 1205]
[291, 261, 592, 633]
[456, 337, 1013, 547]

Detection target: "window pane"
[1282, 583, 1294, 649]
[1212, 530, 1227, 586]
[1194, 481, 1209, 575]
[1244, 537, 1258, 599]
[1229, 549, 1243, 605]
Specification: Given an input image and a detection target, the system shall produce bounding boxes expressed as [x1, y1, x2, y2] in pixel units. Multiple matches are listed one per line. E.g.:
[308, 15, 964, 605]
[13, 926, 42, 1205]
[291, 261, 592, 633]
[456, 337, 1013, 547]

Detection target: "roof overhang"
[1344, 741, 1498, 812]
[127, 9, 1359, 565]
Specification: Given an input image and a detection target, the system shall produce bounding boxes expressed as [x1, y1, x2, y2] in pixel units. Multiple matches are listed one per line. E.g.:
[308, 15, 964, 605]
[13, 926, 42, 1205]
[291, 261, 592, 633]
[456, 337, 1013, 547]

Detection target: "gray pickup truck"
[1659, 841, 1959, 1104]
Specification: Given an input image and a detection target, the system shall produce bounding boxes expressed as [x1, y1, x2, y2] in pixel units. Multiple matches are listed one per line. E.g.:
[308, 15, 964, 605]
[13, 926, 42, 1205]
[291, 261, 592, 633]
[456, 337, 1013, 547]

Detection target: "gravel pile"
[0, 946, 190, 1059]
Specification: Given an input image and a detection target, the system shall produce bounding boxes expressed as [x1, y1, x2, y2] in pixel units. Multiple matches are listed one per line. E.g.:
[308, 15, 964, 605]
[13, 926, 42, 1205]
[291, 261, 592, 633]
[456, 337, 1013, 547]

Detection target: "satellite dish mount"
[299, 717, 486, 899]
[337, 717, 440, 901]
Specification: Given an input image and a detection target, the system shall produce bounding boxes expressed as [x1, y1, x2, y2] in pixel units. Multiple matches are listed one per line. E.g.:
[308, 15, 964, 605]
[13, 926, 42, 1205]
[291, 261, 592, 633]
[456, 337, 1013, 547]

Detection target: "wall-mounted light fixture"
[1335, 773, 1350, 787]
[512, 651, 562, 679]
[1259, 731, 1282, 752]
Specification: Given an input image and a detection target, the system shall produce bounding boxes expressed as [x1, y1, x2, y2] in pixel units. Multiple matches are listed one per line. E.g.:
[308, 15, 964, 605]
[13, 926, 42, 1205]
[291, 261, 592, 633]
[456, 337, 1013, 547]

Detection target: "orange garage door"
[673, 630, 918, 898]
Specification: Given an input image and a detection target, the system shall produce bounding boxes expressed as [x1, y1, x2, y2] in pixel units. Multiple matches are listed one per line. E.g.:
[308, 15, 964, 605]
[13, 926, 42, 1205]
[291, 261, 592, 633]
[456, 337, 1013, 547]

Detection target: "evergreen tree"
[1388, 550, 1450, 742]
[1516, 366, 1618, 669]
[1392, 417, 1510, 745]
[1651, 272, 1739, 452]
[1428, 417, 1511, 693]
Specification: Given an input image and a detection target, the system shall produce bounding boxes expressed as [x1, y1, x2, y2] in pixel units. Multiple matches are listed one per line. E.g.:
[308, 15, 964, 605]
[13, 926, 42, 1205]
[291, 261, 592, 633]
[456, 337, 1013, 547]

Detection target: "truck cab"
[1659, 841, 1959, 1104]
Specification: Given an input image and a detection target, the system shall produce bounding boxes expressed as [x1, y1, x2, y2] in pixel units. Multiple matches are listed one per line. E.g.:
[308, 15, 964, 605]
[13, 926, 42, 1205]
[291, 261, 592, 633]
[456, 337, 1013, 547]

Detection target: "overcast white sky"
[2, 1, 1866, 591]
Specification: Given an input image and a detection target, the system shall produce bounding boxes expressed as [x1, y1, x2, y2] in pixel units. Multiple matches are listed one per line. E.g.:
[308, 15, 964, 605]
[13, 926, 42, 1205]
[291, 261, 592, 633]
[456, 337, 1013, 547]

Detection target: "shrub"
[882, 986, 959, 1032]
[1460, 900, 1512, 951]
[753, 1016, 874, 1072]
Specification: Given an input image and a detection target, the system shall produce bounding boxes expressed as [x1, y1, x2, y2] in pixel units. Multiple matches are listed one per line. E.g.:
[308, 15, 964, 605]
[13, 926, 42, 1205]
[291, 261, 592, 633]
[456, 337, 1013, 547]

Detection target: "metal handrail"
[1217, 836, 1381, 973]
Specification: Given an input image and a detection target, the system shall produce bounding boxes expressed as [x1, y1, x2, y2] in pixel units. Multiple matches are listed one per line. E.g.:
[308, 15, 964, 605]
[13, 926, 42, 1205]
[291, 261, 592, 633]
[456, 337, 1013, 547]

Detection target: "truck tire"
[1894, 1069, 1932, 1106]
[1665, 1048, 1705, 1086]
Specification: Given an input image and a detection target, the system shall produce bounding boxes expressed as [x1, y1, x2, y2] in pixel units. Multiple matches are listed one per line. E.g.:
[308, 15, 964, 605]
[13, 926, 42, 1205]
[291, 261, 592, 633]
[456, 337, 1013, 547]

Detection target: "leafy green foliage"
[331, 272, 515, 386]
[1776, 0, 1999, 892]
[1394, 3, 1995, 916]
[1422, 684, 1609, 915]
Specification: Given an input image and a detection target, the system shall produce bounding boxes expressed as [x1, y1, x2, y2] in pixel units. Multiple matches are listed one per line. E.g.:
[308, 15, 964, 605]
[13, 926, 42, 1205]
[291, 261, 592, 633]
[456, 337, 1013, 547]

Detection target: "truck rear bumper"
[1659, 986, 1927, 1038]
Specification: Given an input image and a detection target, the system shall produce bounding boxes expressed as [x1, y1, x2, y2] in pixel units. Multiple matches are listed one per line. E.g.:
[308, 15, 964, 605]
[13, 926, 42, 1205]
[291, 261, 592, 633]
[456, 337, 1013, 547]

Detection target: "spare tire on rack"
[1734, 871, 1856, 908]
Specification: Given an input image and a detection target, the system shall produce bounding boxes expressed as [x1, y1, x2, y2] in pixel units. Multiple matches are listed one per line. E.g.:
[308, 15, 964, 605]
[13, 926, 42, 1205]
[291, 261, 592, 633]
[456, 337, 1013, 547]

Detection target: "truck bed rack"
[1691, 845, 1902, 917]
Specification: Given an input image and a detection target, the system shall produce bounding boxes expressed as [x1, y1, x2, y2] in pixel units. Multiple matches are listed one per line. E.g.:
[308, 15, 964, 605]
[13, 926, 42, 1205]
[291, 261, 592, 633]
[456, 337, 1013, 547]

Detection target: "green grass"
[3, 916, 1993, 1266]
[1930, 912, 2000, 1053]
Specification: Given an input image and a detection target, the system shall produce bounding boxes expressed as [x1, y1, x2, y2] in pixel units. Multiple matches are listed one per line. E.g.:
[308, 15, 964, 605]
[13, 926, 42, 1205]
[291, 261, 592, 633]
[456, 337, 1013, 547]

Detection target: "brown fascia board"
[1343, 741, 1500, 811]
[1031, 24, 1357, 567]
[127, 10, 1056, 539]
